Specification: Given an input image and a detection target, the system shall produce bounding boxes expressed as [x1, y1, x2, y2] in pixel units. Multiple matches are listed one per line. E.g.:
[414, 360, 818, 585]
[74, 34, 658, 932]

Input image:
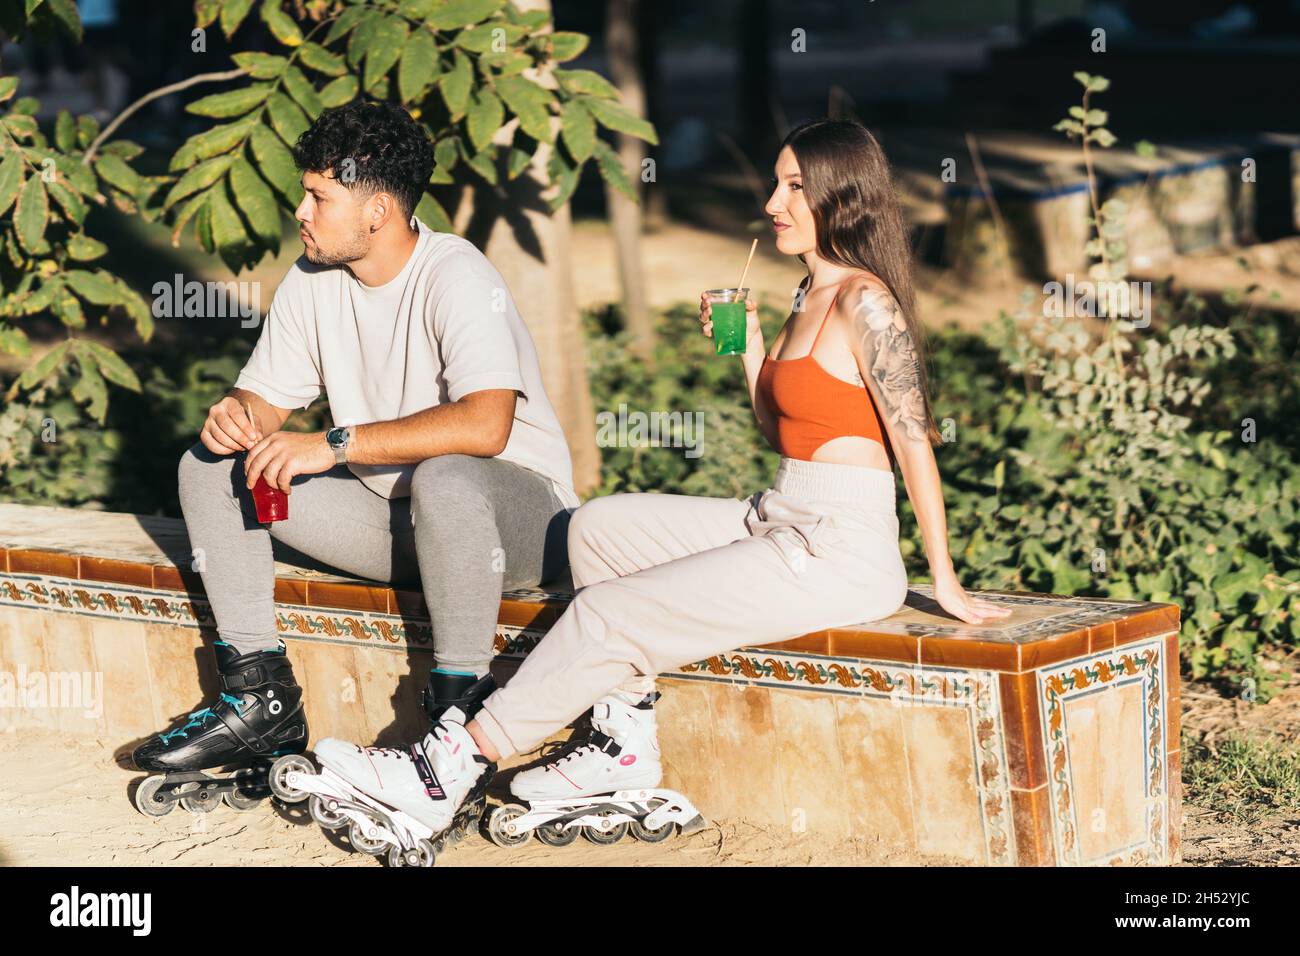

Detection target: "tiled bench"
[0, 502, 1182, 865]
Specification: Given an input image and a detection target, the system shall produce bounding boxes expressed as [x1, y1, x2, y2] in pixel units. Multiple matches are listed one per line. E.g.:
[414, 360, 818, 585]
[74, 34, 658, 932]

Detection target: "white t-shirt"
[234, 217, 580, 509]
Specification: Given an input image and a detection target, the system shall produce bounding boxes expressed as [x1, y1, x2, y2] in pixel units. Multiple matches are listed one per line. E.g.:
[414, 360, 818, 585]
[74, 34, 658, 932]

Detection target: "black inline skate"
[269, 667, 496, 864]
[132, 640, 308, 817]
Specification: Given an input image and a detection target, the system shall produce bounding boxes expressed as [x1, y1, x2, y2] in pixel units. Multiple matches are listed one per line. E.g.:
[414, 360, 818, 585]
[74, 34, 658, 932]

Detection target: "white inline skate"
[268, 671, 496, 867]
[485, 689, 706, 848]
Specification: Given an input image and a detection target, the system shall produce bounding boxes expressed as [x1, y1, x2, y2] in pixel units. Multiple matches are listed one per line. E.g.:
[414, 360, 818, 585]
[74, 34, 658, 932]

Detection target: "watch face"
[327, 427, 347, 447]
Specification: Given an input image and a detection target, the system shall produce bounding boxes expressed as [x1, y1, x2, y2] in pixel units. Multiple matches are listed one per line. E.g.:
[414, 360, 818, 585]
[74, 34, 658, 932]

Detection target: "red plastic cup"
[251, 476, 289, 523]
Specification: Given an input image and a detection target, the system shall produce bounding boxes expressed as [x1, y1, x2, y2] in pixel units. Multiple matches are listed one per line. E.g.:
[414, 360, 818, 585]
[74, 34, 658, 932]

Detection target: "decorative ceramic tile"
[1037, 638, 1168, 865]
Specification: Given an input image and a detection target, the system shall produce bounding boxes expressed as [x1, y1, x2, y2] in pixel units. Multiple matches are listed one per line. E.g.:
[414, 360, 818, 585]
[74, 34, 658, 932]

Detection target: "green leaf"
[0, 150, 22, 216]
[67, 233, 108, 261]
[169, 118, 257, 171]
[283, 65, 323, 118]
[455, 21, 527, 52]
[70, 348, 109, 421]
[220, 0, 254, 38]
[434, 136, 460, 169]
[456, 138, 497, 184]
[232, 51, 289, 79]
[428, 0, 505, 30]
[400, 0, 438, 16]
[398, 28, 440, 102]
[54, 109, 75, 152]
[75, 114, 98, 148]
[0, 322, 31, 358]
[366, 16, 410, 91]
[440, 49, 473, 120]
[546, 149, 578, 211]
[505, 146, 531, 179]
[195, 0, 222, 29]
[14, 175, 48, 253]
[548, 31, 588, 62]
[249, 124, 300, 204]
[592, 138, 634, 201]
[0, 76, 18, 104]
[209, 180, 252, 273]
[169, 189, 209, 246]
[496, 74, 552, 142]
[298, 41, 346, 77]
[413, 192, 452, 233]
[554, 68, 618, 99]
[43, 0, 82, 41]
[559, 99, 595, 163]
[163, 152, 236, 210]
[47, 180, 87, 224]
[266, 91, 310, 145]
[324, 3, 368, 45]
[65, 269, 121, 305]
[581, 96, 656, 145]
[260, 0, 303, 46]
[347, 10, 382, 68]
[1089, 128, 1117, 148]
[186, 83, 272, 118]
[17, 340, 71, 390]
[94, 153, 146, 196]
[81, 339, 141, 392]
[318, 74, 359, 108]
[54, 289, 85, 330]
[466, 88, 504, 151]
[229, 156, 282, 249]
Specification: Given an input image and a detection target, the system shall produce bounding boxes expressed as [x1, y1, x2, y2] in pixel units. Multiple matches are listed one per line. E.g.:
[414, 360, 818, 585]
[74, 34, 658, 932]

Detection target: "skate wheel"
[224, 769, 266, 811]
[348, 818, 390, 856]
[268, 754, 315, 803]
[582, 817, 629, 845]
[133, 776, 176, 818]
[534, 819, 579, 847]
[387, 838, 436, 868]
[180, 786, 220, 814]
[487, 804, 530, 848]
[309, 794, 348, 830]
[629, 816, 677, 843]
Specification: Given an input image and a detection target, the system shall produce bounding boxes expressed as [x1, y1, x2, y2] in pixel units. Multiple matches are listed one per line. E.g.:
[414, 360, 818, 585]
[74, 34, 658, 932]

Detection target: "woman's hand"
[931, 574, 1014, 626]
[698, 293, 762, 350]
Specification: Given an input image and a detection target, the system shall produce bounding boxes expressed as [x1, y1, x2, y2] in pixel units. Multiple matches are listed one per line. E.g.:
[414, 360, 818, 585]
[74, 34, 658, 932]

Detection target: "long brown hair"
[781, 119, 944, 450]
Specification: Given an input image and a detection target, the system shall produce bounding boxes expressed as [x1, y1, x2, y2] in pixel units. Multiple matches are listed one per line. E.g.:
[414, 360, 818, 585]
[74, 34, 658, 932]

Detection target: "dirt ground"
[0, 726, 976, 868]
[4, 661, 1299, 867]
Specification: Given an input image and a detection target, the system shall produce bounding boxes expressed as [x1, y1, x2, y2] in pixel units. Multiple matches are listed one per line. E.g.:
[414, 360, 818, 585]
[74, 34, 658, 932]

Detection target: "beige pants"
[475, 457, 909, 759]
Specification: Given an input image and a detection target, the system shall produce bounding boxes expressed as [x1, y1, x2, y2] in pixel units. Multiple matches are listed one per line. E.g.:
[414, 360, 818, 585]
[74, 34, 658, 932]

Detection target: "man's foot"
[314, 706, 494, 838]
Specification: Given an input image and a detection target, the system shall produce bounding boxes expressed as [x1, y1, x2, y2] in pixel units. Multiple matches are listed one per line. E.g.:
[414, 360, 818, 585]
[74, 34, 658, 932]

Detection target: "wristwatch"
[326, 426, 352, 464]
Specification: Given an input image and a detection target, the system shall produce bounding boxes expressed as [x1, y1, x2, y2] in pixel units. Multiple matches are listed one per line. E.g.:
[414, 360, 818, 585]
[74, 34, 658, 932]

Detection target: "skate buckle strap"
[410, 744, 446, 801]
[588, 730, 622, 757]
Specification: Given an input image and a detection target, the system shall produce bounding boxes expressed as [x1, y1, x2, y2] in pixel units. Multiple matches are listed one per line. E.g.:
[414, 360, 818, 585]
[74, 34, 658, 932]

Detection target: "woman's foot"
[509, 690, 663, 800]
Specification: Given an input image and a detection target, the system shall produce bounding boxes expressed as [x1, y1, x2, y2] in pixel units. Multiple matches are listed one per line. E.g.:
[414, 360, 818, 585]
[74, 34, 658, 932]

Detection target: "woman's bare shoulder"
[834, 272, 903, 338]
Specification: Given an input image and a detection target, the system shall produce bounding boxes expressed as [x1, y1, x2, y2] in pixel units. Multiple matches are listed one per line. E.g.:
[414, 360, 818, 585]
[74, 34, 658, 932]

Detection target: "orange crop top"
[756, 286, 896, 465]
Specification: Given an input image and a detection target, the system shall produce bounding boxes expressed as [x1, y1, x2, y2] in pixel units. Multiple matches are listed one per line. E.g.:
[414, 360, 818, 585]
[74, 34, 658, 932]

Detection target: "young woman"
[303, 118, 1012, 852]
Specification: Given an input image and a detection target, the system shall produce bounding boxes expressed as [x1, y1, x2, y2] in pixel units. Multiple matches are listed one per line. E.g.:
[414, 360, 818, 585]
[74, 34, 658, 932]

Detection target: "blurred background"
[2, 0, 1299, 693]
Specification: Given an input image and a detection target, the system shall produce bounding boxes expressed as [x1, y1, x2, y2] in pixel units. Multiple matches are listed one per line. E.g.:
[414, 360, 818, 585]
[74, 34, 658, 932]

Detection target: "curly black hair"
[292, 99, 434, 220]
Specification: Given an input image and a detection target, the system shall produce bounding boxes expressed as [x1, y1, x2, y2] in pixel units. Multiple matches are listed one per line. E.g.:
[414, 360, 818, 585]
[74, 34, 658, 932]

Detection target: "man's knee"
[178, 441, 236, 498]
[410, 455, 491, 521]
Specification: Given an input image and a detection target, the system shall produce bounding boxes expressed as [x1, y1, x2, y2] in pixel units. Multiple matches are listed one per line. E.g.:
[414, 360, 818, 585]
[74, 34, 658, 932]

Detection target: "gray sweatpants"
[177, 442, 571, 674]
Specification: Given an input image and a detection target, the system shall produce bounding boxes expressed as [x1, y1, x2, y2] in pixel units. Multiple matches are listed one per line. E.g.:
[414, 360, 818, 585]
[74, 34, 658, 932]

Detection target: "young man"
[131, 101, 578, 804]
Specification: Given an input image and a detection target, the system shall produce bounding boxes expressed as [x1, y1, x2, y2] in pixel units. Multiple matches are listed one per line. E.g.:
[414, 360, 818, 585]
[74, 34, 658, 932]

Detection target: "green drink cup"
[706, 288, 749, 356]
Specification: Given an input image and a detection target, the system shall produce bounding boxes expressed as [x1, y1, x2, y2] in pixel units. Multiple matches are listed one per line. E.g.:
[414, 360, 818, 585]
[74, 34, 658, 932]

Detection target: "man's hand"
[244, 431, 335, 494]
[202, 396, 262, 455]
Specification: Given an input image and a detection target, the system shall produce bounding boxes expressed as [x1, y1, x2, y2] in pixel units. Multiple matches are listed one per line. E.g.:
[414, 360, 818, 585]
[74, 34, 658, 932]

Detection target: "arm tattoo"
[851, 287, 930, 442]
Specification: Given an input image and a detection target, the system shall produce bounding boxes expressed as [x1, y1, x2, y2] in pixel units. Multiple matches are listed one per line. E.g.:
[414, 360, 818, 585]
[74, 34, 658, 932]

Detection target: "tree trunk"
[604, 0, 652, 359]
[455, 0, 600, 496]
